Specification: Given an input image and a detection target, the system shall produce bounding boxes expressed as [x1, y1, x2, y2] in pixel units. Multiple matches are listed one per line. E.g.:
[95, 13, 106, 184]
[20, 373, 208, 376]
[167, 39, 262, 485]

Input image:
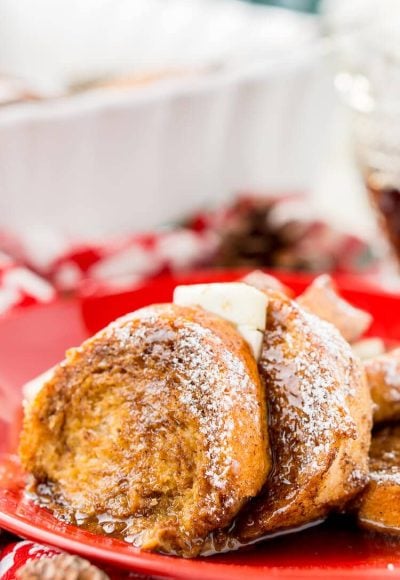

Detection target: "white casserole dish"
[0, 0, 335, 239]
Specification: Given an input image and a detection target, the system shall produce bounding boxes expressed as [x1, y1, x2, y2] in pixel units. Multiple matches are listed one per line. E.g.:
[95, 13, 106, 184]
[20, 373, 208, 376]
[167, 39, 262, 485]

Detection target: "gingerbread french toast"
[20, 271, 400, 557]
[20, 303, 269, 556]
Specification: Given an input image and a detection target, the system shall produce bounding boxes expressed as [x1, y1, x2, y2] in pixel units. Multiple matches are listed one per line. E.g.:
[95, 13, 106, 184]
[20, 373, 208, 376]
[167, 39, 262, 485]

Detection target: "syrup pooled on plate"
[7, 462, 400, 573]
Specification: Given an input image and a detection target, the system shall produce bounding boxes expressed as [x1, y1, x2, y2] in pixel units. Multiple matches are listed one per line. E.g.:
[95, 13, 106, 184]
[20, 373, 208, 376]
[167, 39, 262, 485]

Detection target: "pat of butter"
[173, 282, 268, 359]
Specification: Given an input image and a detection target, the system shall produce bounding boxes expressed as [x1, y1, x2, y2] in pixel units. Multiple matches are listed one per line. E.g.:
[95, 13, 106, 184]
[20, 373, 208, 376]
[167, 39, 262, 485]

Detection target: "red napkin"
[0, 541, 155, 578]
[0, 194, 375, 317]
[1, 542, 62, 579]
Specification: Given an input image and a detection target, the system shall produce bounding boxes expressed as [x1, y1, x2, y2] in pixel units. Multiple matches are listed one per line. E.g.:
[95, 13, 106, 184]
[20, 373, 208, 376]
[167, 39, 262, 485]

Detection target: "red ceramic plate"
[1, 269, 400, 580]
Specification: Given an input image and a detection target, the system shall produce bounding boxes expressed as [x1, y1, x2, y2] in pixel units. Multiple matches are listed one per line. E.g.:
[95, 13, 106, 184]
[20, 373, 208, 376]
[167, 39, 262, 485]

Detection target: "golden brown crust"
[241, 270, 294, 297]
[230, 290, 372, 544]
[364, 348, 400, 423]
[297, 274, 372, 343]
[19, 304, 269, 557]
[357, 424, 400, 535]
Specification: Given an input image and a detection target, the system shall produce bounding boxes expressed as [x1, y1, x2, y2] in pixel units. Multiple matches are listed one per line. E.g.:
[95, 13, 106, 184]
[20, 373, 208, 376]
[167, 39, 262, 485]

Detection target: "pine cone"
[16, 554, 110, 580]
[214, 197, 296, 268]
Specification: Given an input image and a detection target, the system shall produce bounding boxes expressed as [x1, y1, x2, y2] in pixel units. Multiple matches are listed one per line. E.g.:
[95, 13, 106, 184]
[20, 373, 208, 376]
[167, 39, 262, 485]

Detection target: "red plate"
[1, 269, 400, 579]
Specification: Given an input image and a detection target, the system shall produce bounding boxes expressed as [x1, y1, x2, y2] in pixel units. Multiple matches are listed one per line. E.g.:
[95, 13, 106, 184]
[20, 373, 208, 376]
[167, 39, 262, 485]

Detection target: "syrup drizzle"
[19, 482, 400, 568]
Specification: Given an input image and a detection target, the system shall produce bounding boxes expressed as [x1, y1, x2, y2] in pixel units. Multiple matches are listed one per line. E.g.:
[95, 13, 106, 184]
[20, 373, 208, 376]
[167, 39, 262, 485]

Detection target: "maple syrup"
[367, 172, 400, 263]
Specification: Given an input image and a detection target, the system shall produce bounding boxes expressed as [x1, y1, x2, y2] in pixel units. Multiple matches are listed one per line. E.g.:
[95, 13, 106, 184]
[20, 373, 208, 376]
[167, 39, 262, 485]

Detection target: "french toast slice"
[364, 348, 400, 423]
[229, 285, 372, 546]
[20, 304, 270, 556]
[357, 424, 400, 535]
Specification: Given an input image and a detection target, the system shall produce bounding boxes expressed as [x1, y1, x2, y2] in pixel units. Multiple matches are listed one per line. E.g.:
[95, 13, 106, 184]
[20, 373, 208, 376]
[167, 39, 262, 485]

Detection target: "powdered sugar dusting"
[260, 297, 358, 491]
[366, 349, 400, 390]
[365, 349, 400, 411]
[371, 469, 400, 486]
[383, 354, 400, 392]
[109, 307, 263, 511]
[171, 322, 257, 496]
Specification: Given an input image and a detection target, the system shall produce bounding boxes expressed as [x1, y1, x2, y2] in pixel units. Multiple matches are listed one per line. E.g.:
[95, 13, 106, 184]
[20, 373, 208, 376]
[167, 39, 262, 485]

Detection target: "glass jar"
[332, 5, 400, 266]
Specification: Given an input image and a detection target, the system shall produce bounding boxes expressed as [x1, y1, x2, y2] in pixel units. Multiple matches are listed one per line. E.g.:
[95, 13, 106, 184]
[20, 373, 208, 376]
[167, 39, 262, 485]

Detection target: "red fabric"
[0, 195, 375, 316]
[0, 255, 56, 315]
[0, 541, 63, 579]
[0, 540, 155, 578]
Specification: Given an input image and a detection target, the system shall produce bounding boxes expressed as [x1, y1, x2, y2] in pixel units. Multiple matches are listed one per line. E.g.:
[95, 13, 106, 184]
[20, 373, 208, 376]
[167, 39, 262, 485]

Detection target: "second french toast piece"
[297, 274, 372, 343]
[364, 348, 400, 423]
[357, 424, 400, 535]
[230, 290, 372, 545]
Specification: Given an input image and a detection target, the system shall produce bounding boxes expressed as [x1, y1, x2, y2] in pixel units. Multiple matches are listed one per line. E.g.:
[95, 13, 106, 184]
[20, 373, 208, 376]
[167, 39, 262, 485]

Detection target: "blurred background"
[0, 0, 399, 310]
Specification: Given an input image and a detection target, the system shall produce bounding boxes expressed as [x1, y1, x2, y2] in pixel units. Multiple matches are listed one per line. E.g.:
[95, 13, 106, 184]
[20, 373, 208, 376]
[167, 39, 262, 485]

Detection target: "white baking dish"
[0, 0, 335, 239]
